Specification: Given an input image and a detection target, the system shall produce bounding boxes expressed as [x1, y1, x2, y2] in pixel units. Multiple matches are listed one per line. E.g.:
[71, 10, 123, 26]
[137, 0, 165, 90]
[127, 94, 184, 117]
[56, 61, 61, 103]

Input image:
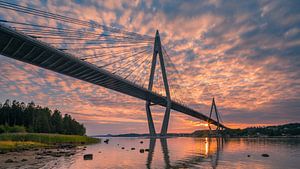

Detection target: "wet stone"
[104, 139, 109, 144]
[84, 154, 93, 160]
[35, 156, 44, 159]
[262, 154, 269, 157]
[5, 159, 14, 163]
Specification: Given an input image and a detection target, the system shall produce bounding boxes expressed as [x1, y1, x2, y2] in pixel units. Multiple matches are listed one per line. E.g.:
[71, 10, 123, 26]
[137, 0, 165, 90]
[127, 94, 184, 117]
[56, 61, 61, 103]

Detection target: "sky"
[0, 0, 299, 135]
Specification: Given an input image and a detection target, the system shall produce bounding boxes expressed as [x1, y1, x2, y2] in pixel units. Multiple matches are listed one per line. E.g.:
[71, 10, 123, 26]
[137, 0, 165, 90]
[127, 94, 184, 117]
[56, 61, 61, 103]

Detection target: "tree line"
[222, 123, 300, 137]
[0, 99, 86, 135]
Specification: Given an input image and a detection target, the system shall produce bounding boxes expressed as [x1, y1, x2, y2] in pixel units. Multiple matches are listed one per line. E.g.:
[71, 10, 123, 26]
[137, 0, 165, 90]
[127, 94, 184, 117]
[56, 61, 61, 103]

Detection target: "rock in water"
[261, 154, 269, 157]
[5, 159, 13, 163]
[139, 149, 145, 153]
[84, 154, 93, 160]
[140, 141, 144, 144]
[247, 155, 251, 157]
[131, 148, 135, 150]
[121, 147, 125, 149]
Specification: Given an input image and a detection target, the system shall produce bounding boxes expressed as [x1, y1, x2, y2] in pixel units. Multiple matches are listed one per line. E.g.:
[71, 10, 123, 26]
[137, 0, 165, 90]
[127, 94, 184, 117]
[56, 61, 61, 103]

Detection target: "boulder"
[84, 154, 93, 160]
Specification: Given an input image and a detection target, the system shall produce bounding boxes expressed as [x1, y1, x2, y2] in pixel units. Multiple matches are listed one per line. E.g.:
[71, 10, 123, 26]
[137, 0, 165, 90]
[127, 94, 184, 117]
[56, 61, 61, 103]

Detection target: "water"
[55, 137, 300, 169]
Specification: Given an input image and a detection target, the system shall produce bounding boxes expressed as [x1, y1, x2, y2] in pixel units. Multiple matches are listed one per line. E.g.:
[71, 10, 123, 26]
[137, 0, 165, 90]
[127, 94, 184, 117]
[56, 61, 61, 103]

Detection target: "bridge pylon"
[208, 98, 222, 135]
[146, 30, 172, 136]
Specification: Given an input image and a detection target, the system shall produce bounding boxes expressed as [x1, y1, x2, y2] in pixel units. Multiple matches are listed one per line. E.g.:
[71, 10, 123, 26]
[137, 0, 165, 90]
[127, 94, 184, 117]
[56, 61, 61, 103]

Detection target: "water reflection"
[59, 137, 300, 169]
[146, 137, 224, 169]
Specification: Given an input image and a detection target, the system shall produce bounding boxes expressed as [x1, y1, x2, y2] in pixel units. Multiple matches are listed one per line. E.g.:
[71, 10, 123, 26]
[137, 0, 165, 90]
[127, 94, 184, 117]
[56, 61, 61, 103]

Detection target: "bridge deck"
[0, 24, 227, 129]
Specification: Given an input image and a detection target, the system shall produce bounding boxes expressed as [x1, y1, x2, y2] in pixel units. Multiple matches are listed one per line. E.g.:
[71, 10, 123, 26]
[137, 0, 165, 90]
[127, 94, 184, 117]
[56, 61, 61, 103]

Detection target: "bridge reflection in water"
[146, 137, 224, 169]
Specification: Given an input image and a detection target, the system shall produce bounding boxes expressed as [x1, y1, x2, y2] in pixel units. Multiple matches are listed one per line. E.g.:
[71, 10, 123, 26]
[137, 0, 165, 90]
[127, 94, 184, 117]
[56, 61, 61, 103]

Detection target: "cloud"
[0, 0, 299, 134]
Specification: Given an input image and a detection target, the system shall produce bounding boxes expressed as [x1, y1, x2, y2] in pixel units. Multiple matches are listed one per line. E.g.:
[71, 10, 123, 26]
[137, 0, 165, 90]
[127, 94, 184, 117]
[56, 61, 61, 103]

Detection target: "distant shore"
[93, 133, 300, 138]
[94, 122, 300, 138]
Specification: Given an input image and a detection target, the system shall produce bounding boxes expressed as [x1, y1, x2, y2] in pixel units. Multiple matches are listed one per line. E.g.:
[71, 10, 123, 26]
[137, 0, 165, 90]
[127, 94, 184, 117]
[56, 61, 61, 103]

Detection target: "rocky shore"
[0, 145, 83, 169]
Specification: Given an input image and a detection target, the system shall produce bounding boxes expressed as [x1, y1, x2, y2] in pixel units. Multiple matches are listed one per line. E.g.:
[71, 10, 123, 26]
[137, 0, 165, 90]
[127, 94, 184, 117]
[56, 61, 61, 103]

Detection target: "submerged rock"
[84, 154, 93, 160]
[5, 159, 14, 163]
[35, 156, 44, 159]
[261, 154, 269, 157]
[104, 139, 109, 144]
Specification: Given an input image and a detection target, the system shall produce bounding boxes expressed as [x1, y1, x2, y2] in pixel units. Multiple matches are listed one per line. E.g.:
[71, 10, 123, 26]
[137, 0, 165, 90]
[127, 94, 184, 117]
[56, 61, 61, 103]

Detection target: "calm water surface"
[55, 137, 300, 169]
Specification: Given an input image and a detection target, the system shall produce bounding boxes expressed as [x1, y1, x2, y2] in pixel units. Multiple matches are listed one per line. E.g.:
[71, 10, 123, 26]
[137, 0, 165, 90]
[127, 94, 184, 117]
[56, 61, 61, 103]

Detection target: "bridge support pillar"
[208, 98, 221, 136]
[145, 101, 156, 136]
[146, 30, 172, 136]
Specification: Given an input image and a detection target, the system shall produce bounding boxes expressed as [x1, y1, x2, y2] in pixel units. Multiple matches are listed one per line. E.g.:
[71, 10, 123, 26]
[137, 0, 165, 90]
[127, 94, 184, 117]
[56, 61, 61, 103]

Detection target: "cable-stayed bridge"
[0, 1, 227, 136]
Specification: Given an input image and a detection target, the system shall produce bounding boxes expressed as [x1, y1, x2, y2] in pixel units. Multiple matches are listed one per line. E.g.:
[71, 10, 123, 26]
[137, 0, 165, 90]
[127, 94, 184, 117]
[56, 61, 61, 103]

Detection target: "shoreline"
[0, 133, 99, 169]
[0, 145, 84, 169]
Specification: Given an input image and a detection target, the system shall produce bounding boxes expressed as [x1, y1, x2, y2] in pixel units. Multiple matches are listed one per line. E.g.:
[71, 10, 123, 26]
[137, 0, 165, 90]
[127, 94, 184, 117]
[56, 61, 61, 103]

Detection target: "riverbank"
[0, 133, 99, 168]
[0, 146, 84, 169]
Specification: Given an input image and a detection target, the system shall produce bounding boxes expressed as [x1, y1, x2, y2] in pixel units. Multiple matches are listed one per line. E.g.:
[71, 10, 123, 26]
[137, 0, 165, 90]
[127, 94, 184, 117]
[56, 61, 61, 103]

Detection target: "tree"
[51, 110, 63, 133]
[0, 99, 86, 135]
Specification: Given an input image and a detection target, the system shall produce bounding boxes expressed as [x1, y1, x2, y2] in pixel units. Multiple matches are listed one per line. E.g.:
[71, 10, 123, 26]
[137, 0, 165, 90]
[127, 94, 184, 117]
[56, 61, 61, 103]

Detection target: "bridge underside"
[0, 24, 227, 130]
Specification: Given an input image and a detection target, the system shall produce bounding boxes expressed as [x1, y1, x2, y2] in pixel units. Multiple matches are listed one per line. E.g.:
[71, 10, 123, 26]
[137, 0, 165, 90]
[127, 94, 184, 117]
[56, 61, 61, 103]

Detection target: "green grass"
[0, 141, 46, 150]
[0, 133, 100, 145]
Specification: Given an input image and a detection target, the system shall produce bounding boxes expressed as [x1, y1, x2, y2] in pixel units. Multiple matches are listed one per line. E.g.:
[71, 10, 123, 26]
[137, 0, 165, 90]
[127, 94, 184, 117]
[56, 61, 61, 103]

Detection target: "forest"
[0, 99, 86, 135]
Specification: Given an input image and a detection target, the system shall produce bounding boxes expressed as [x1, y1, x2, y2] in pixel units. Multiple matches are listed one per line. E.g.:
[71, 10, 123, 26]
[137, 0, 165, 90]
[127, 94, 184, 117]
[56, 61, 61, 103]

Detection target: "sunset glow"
[0, 0, 299, 135]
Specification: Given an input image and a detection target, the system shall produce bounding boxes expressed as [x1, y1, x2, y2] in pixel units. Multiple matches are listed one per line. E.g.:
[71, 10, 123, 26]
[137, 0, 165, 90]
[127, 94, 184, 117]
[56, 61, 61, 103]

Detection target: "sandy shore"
[0, 146, 83, 169]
